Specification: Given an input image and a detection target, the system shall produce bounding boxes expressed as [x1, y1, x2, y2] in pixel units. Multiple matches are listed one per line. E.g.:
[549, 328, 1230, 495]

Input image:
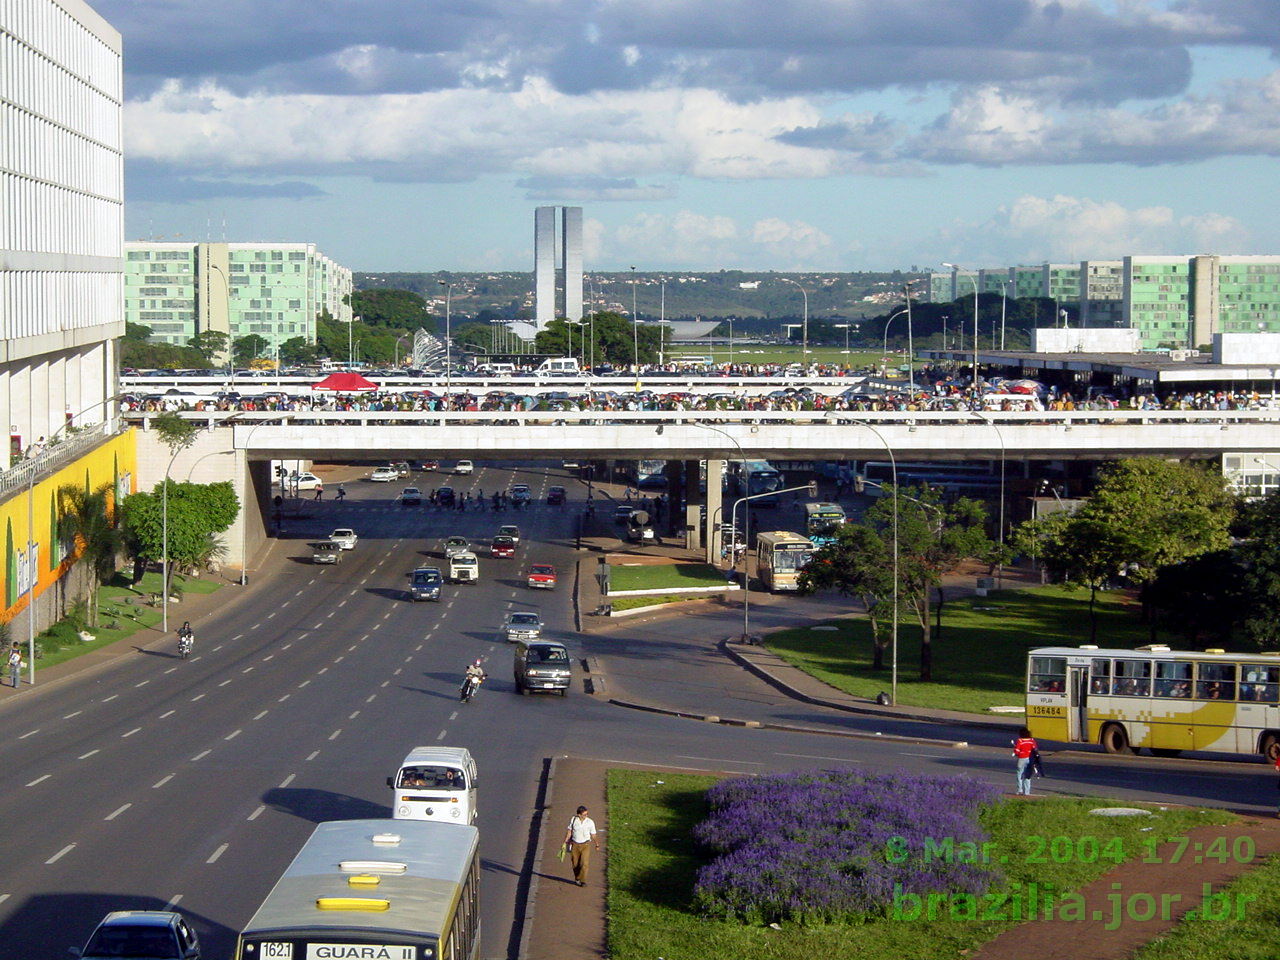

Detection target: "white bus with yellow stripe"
[1026, 645, 1280, 759]
[236, 819, 479, 960]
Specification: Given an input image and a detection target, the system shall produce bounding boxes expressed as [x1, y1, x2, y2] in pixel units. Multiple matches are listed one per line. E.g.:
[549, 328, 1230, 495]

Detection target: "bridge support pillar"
[704, 458, 724, 565]
[684, 459, 704, 553]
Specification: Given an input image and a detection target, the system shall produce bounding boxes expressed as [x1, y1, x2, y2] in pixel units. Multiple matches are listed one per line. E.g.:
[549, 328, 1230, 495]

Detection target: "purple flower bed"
[692, 769, 1002, 923]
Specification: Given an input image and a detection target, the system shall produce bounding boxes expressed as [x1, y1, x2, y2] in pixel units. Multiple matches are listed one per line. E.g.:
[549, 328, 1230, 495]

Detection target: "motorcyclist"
[178, 621, 194, 657]
[460, 658, 487, 702]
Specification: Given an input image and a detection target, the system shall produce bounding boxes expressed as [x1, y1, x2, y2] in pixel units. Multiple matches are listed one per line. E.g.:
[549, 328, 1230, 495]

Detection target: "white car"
[329, 528, 358, 550]
[454, 460, 474, 475]
[443, 535, 470, 559]
[289, 471, 323, 492]
[370, 467, 397, 482]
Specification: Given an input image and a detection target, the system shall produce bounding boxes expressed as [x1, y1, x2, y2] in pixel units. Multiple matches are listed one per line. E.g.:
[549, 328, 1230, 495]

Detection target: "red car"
[491, 535, 516, 558]
[527, 564, 557, 589]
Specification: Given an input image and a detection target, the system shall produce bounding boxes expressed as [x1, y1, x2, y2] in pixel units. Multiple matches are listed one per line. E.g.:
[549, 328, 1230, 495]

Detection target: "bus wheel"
[1100, 723, 1132, 755]
[1261, 734, 1280, 762]
[1149, 748, 1182, 758]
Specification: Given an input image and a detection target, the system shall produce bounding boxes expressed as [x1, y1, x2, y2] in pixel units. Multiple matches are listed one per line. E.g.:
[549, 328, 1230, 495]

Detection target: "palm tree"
[58, 482, 121, 627]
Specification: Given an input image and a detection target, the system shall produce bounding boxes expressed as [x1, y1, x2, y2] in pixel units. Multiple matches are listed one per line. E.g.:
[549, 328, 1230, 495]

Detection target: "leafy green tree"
[1235, 491, 1280, 650]
[153, 411, 200, 455]
[534, 312, 667, 366]
[798, 524, 895, 669]
[188, 330, 229, 362]
[125, 321, 154, 342]
[57, 482, 121, 626]
[1147, 550, 1242, 647]
[232, 334, 270, 366]
[862, 485, 993, 681]
[1021, 511, 1130, 644]
[350, 289, 436, 332]
[121, 480, 239, 580]
[279, 337, 319, 367]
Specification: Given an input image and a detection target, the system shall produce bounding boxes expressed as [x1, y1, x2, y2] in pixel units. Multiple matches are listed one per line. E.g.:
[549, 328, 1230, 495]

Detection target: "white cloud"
[598, 210, 838, 268]
[751, 218, 833, 260]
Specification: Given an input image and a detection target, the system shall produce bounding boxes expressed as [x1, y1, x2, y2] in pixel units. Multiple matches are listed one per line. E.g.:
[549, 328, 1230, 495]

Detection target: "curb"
[516, 755, 556, 960]
[606, 696, 970, 748]
[719, 638, 1022, 733]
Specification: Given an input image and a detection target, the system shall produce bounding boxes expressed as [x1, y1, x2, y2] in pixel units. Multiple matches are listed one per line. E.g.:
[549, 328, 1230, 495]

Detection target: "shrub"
[692, 769, 1001, 924]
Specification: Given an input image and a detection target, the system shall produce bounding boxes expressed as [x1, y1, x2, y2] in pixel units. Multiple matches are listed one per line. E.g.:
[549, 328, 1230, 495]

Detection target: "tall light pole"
[438, 280, 452, 400]
[851, 422, 899, 705]
[882, 308, 909, 371]
[997, 280, 1008, 350]
[779, 277, 809, 372]
[394, 333, 409, 368]
[834, 323, 850, 358]
[943, 262, 980, 393]
[630, 266, 639, 373]
[903, 279, 918, 388]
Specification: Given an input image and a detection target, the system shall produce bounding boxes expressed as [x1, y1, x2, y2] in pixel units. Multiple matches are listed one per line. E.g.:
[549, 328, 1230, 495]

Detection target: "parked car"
[408, 567, 443, 601]
[513, 640, 571, 696]
[399, 487, 422, 505]
[76, 911, 201, 960]
[510, 484, 531, 503]
[527, 564, 558, 590]
[290, 471, 323, 492]
[503, 611, 543, 643]
[491, 535, 516, 558]
[443, 535, 470, 558]
[329, 528, 358, 550]
[370, 466, 397, 482]
[449, 551, 479, 583]
[454, 460, 474, 475]
[312, 541, 342, 564]
[547, 486, 566, 505]
[497, 524, 521, 544]
[436, 486, 456, 506]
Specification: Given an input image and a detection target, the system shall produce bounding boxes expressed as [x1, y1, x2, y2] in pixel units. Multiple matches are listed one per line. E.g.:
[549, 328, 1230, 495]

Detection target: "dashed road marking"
[153, 774, 174, 788]
[105, 803, 131, 821]
[122, 727, 142, 738]
[282, 642, 293, 649]
[63, 711, 81, 719]
[160, 710, 175, 719]
[449, 711, 458, 721]
[298, 680, 310, 688]
[219, 679, 233, 687]
[46, 844, 75, 864]
[366, 694, 377, 703]
[306, 750, 319, 761]
[232, 634, 244, 641]
[348, 644, 358, 652]
[329, 729, 342, 740]
[191, 694, 205, 701]
[380, 680, 390, 688]
[247, 805, 266, 821]
[277, 694, 291, 703]
[263, 654, 274, 662]
[267, 612, 277, 619]
[436, 730, 447, 741]
[212, 644, 224, 652]
[348, 710, 360, 720]
[135, 680, 150, 688]
[18, 729, 38, 740]
[225, 729, 241, 741]
[333, 656, 344, 664]
[338, 599, 348, 608]
[317, 667, 328, 675]
[242, 667, 254, 674]
[78, 749, 99, 760]
[164, 667, 178, 674]
[26, 774, 50, 787]
[102, 695, 118, 703]
[165, 894, 183, 909]
[393, 668, 402, 676]
[190, 749, 211, 762]
[254, 710, 268, 720]
[279, 773, 296, 788]
[207, 843, 228, 864]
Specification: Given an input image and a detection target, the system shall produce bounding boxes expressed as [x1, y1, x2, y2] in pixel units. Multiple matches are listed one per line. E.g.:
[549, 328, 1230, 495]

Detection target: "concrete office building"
[1079, 260, 1125, 327]
[0, 0, 137, 638]
[124, 242, 352, 350]
[532, 205, 583, 329]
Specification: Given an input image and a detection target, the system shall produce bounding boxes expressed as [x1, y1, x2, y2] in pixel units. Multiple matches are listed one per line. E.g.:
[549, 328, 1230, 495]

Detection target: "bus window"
[1028, 656, 1066, 692]
[1089, 658, 1111, 695]
[1241, 665, 1280, 702]
[1197, 663, 1236, 700]
[1111, 658, 1151, 696]
[1154, 661, 1193, 698]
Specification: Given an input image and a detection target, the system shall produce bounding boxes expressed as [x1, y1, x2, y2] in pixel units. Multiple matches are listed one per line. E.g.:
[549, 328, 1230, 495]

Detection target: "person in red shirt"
[1012, 726, 1037, 796]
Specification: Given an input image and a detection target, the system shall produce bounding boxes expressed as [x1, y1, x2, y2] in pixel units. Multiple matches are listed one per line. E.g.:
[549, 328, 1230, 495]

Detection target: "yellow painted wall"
[0, 430, 137, 621]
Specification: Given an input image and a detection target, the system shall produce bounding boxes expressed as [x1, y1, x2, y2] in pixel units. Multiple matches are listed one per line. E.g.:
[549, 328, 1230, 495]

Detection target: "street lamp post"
[882, 308, 909, 372]
[998, 280, 1008, 351]
[779, 277, 809, 372]
[630, 266, 639, 373]
[394, 334, 409, 368]
[438, 281, 452, 401]
[731, 482, 816, 643]
[942, 263, 981, 393]
[834, 323, 849, 357]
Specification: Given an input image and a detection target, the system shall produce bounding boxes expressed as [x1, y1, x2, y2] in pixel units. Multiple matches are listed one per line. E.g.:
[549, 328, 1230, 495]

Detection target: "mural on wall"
[1, 431, 137, 623]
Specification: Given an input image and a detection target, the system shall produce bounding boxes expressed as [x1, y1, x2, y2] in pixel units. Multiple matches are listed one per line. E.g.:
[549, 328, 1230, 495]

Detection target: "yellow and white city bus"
[754, 531, 814, 592]
[1026, 645, 1280, 759]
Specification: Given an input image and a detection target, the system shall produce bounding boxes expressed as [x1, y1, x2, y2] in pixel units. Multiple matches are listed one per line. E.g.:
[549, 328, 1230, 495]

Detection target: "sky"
[101, 0, 1280, 273]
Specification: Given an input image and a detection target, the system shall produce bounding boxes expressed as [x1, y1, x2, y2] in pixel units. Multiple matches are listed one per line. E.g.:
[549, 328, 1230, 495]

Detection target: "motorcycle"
[459, 671, 486, 703]
[178, 631, 193, 659]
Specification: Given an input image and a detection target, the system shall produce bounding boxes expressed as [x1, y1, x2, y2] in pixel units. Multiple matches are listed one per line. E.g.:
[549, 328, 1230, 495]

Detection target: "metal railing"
[0, 422, 115, 499]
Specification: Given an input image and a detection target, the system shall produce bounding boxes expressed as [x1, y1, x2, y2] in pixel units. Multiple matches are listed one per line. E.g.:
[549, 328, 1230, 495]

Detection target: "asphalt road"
[0, 461, 1275, 960]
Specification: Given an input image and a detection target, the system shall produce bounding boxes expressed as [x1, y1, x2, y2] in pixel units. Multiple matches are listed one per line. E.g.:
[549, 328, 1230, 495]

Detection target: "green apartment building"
[124, 242, 353, 350]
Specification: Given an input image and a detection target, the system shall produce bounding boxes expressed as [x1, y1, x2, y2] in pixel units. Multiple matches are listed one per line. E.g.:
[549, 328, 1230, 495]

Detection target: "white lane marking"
[348, 644, 357, 652]
[104, 803, 131, 821]
[312, 623, 323, 629]
[242, 667, 254, 674]
[46, 844, 75, 864]
[18, 729, 39, 740]
[325, 611, 335, 619]
[254, 710, 268, 720]
[380, 680, 390, 688]
[306, 750, 320, 761]
[212, 644, 223, 652]
[165, 894, 183, 909]
[225, 729, 241, 741]
[78, 749, 99, 760]
[160, 710, 175, 719]
[135, 680, 150, 688]
[247, 805, 266, 821]
[382, 611, 392, 621]
[279, 773, 296, 788]
[298, 680, 310, 688]
[26, 774, 50, 787]
[266, 612, 277, 619]
[122, 727, 142, 738]
[282, 642, 293, 649]
[0, 895, 9, 906]
[776, 752, 861, 763]
[102, 695, 118, 703]
[232, 634, 244, 641]
[294, 589, 303, 597]
[218, 679, 233, 687]
[190, 749, 211, 762]
[900, 752, 952, 759]
[263, 655, 274, 662]
[277, 694, 291, 703]
[329, 729, 342, 741]
[415, 643, 423, 651]
[358, 634, 370, 642]
[153, 774, 174, 788]
[348, 710, 360, 720]
[675, 755, 764, 765]
[338, 599, 348, 608]
[436, 730, 447, 741]
[366, 694, 377, 703]
[317, 667, 328, 675]
[333, 656, 344, 664]
[190, 656, 203, 662]
[191, 693, 205, 701]
[403, 655, 413, 663]
[207, 843, 228, 864]
[63, 711, 82, 719]
[448, 711, 458, 721]
[164, 667, 178, 674]
[393, 668, 402, 676]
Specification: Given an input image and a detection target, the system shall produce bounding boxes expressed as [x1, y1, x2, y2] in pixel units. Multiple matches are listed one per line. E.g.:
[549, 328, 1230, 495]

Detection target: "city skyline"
[98, 1, 1278, 272]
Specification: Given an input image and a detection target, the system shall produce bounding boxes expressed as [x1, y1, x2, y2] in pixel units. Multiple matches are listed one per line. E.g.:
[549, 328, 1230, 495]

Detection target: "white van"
[449, 551, 479, 583]
[535, 357, 580, 376]
[388, 746, 478, 824]
[478, 363, 516, 376]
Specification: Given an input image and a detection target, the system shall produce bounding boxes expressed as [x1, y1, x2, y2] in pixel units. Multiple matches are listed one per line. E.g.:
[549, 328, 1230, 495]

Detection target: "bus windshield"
[770, 546, 812, 572]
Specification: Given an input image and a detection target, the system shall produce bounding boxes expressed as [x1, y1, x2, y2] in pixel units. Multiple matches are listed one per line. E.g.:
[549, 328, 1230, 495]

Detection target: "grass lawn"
[609, 562, 730, 592]
[1131, 854, 1280, 959]
[606, 768, 1236, 960]
[611, 594, 711, 612]
[764, 585, 1149, 714]
[32, 570, 222, 671]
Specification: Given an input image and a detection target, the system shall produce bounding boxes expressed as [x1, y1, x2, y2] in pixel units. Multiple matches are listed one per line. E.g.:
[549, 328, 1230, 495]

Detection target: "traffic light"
[854, 474, 865, 495]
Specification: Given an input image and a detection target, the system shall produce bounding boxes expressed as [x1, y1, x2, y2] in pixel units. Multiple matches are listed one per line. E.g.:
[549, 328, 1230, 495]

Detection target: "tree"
[125, 321, 154, 342]
[121, 480, 239, 580]
[1021, 511, 1129, 644]
[233, 334, 270, 366]
[1147, 550, 1242, 647]
[188, 330, 229, 362]
[1235, 491, 1280, 650]
[279, 336, 318, 366]
[862, 486, 992, 681]
[798, 524, 895, 669]
[57, 482, 121, 626]
[349, 289, 436, 332]
[153, 411, 200, 455]
[534, 312, 667, 366]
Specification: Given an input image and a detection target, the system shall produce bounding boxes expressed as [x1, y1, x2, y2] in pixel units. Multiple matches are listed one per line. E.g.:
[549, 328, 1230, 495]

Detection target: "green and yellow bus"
[236, 819, 480, 960]
[1026, 645, 1280, 759]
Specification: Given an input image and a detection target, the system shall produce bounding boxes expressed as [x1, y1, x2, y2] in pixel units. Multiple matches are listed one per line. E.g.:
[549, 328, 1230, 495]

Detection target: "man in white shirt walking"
[562, 805, 600, 886]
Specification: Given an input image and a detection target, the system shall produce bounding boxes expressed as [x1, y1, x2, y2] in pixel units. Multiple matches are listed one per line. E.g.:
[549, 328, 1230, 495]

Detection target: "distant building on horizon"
[533, 205, 583, 330]
[124, 241, 352, 350]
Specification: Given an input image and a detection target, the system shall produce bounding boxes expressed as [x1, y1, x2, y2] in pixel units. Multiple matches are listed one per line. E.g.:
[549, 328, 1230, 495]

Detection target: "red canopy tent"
[312, 372, 379, 392]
